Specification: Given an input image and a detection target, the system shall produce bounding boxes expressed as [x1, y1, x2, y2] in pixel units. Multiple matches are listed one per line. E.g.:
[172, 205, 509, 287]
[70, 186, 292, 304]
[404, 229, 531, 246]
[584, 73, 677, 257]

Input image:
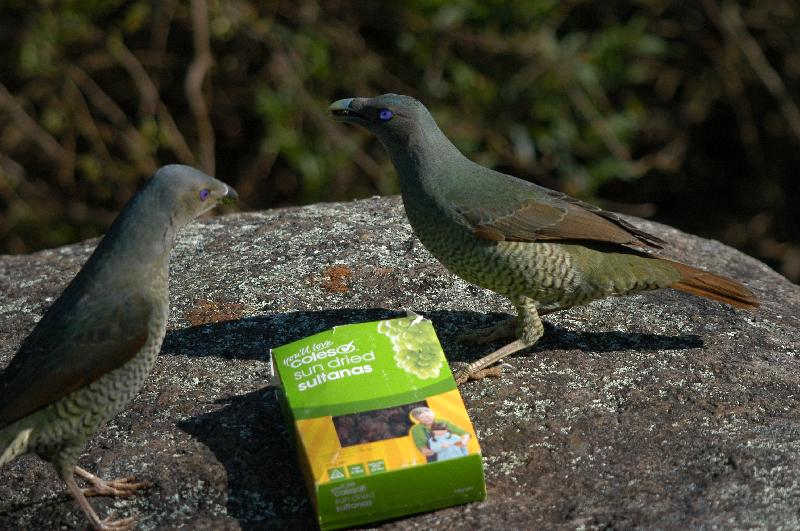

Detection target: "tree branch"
[106, 32, 197, 165]
[67, 66, 158, 175]
[705, 0, 800, 143]
[185, 0, 215, 174]
[266, 38, 389, 193]
[0, 83, 71, 166]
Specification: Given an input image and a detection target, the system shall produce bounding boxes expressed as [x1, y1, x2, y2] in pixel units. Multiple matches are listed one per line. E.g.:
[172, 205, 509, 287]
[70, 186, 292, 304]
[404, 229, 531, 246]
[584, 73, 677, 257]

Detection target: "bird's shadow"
[176, 387, 316, 528]
[171, 308, 702, 526]
[161, 307, 703, 362]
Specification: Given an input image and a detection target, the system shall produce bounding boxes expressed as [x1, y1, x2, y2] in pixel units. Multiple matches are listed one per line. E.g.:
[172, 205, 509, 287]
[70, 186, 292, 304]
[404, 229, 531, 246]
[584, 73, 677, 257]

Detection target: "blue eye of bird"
[378, 109, 394, 122]
[199, 189, 210, 201]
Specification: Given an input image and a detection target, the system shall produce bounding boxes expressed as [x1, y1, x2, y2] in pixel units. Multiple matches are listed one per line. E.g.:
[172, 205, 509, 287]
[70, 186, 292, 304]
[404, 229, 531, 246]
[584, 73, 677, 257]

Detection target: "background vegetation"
[0, 1, 798, 282]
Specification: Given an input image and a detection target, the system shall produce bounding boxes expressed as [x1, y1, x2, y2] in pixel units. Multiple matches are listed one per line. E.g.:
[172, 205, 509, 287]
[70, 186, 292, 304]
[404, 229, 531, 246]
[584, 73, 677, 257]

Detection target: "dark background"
[0, 0, 798, 282]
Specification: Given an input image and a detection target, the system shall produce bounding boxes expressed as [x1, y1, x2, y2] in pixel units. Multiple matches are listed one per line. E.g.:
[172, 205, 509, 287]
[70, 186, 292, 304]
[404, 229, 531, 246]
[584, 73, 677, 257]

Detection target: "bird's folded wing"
[0, 293, 151, 428]
[449, 179, 665, 249]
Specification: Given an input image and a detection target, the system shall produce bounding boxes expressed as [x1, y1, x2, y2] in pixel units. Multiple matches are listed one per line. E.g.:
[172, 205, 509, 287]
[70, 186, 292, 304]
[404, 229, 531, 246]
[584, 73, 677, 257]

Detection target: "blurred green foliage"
[0, 1, 798, 281]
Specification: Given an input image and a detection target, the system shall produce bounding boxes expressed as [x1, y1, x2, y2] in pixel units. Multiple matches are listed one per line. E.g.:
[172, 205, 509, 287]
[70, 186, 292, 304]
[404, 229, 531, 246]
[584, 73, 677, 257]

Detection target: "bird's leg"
[63, 472, 137, 531]
[75, 465, 152, 497]
[456, 317, 517, 345]
[457, 308, 554, 345]
[454, 298, 544, 384]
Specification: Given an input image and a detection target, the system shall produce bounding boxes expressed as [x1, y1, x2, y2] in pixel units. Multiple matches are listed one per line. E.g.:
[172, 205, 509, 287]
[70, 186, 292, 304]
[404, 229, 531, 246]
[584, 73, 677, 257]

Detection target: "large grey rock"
[0, 195, 798, 530]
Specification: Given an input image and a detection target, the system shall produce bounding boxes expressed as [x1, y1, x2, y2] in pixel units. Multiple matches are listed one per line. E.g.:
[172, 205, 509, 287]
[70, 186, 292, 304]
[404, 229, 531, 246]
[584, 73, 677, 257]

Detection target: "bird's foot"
[63, 474, 139, 531]
[96, 513, 137, 530]
[456, 317, 517, 345]
[453, 339, 531, 385]
[453, 364, 505, 384]
[82, 476, 152, 497]
[75, 466, 152, 497]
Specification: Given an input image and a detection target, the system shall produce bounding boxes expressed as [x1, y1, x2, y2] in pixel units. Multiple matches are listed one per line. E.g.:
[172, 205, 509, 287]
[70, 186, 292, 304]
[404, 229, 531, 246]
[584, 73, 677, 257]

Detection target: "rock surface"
[1, 195, 798, 530]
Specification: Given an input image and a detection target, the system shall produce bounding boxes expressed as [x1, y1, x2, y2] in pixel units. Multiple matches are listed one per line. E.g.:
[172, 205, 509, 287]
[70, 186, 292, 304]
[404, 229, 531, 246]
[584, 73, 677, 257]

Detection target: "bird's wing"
[448, 171, 665, 249]
[0, 291, 152, 428]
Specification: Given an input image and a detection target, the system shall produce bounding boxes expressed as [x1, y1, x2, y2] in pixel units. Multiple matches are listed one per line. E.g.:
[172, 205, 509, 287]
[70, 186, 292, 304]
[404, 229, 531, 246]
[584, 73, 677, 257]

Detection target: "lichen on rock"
[1, 196, 798, 529]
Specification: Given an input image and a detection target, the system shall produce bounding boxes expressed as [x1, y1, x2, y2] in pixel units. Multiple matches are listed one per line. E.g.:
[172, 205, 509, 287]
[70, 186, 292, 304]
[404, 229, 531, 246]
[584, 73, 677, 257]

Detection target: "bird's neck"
[382, 120, 467, 199]
[86, 190, 177, 283]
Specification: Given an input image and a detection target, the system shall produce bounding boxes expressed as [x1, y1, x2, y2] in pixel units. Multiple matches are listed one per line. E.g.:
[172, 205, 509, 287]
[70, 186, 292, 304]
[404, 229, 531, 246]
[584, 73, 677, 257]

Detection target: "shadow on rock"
[537, 323, 703, 353]
[173, 307, 702, 528]
[162, 306, 703, 364]
[161, 308, 406, 359]
[176, 386, 317, 529]
[422, 310, 704, 363]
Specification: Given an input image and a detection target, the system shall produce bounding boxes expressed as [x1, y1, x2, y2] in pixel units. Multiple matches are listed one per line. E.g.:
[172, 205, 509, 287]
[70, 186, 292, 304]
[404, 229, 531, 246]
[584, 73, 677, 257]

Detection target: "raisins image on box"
[378, 317, 444, 379]
[333, 401, 428, 447]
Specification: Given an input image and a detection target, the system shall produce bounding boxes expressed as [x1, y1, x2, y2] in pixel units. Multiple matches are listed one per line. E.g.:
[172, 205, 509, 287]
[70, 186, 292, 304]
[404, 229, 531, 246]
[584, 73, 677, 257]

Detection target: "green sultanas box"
[270, 313, 486, 529]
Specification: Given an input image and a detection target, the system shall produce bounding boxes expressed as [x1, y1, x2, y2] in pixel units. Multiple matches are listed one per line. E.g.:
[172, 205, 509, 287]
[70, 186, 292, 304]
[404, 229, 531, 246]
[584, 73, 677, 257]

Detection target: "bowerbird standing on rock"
[330, 94, 758, 384]
[0, 164, 237, 530]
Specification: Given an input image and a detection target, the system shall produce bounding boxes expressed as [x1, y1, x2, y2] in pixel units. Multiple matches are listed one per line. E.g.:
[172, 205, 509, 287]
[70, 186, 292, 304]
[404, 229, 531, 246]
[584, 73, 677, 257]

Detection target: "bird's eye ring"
[199, 188, 210, 201]
[378, 109, 394, 122]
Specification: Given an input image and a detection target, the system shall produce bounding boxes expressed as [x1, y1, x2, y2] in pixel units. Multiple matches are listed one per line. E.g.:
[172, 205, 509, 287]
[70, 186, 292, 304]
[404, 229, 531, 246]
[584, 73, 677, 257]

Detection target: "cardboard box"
[271, 313, 486, 529]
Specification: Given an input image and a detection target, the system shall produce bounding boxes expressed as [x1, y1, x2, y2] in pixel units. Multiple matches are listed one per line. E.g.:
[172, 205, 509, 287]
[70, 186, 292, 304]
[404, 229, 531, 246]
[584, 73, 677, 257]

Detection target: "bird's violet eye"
[199, 188, 210, 201]
[378, 109, 394, 122]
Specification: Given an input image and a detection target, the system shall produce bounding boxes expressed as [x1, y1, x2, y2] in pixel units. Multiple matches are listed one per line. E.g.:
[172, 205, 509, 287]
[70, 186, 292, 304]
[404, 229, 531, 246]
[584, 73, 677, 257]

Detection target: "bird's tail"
[0, 423, 33, 467]
[668, 260, 759, 309]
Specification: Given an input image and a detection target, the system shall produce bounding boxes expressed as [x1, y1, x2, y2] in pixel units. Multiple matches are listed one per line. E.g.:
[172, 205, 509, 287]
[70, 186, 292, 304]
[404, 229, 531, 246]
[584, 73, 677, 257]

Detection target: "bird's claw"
[83, 477, 152, 498]
[96, 513, 137, 530]
[454, 364, 505, 385]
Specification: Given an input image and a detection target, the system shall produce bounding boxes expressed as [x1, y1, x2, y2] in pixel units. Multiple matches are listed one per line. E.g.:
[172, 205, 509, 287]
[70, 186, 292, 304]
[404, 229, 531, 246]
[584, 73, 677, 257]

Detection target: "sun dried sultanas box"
[270, 313, 486, 530]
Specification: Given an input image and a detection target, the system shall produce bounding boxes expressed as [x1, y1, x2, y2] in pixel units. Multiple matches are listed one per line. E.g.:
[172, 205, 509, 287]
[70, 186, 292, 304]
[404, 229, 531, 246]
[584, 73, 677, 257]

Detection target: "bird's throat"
[387, 124, 465, 198]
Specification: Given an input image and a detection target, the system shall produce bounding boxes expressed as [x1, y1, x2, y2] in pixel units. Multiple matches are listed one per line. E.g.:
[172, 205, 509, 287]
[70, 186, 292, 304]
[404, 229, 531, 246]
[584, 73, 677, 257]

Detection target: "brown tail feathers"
[668, 260, 758, 309]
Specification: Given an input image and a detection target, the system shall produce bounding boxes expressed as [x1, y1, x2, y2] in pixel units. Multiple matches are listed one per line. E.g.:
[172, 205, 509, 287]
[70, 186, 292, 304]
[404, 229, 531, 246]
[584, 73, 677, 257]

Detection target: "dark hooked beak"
[329, 98, 368, 124]
[220, 184, 238, 204]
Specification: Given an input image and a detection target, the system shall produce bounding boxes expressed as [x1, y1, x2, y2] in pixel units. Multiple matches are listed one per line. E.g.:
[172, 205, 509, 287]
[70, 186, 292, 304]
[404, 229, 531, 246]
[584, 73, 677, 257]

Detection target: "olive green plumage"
[330, 94, 757, 381]
[0, 164, 237, 530]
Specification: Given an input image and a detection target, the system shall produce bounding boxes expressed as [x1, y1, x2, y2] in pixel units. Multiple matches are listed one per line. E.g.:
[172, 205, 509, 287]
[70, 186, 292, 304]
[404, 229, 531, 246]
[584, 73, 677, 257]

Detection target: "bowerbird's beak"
[219, 184, 238, 205]
[329, 98, 368, 124]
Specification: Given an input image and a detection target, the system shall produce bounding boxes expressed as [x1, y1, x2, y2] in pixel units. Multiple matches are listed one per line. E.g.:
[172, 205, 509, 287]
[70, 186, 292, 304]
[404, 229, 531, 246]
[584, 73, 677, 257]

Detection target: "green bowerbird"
[330, 94, 757, 384]
[0, 165, 237, 530]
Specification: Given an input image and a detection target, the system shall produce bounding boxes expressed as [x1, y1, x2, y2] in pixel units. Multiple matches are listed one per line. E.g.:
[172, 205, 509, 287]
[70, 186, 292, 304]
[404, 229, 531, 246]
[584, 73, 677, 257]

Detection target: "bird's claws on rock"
[97, 513, 137, 531]
[454, 365, 504, 385]
[82, 477, 153, 498]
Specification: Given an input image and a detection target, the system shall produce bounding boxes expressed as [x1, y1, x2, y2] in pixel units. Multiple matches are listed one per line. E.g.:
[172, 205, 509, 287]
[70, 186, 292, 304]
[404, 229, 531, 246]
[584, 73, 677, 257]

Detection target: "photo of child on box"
[428, 422, 469, 461]
[408, 406, 470, 463]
